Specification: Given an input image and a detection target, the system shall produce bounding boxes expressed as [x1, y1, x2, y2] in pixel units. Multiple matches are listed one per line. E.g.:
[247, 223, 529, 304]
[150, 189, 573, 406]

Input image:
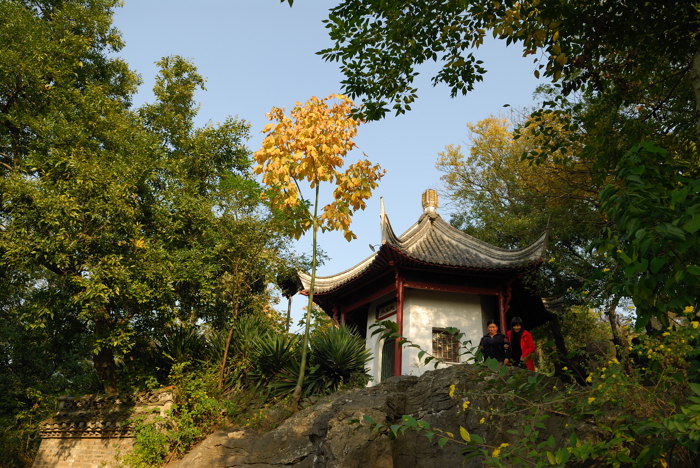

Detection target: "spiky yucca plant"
[310, 325, 371, 390]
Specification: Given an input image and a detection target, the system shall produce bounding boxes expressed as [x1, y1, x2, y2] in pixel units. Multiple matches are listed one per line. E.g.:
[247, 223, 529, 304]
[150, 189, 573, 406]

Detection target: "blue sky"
[113, 1, 542, 330]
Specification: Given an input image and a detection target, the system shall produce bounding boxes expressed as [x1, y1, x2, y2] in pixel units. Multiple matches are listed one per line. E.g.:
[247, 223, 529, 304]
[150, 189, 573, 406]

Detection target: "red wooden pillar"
[394, 270, 404, 376]
[339, 306, 346, 325]
[498, 284, 513, 333]
[498, 291, 507, 334]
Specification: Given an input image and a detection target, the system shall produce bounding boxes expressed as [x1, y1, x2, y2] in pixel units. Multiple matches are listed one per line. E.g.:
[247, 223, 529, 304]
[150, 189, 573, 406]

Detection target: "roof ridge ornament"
[421, 189, 438, 218]
[379, 196, 397, 244]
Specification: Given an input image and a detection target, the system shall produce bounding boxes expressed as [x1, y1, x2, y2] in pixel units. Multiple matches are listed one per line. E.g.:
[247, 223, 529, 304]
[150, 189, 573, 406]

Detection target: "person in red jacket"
[506, 317, 535, 371]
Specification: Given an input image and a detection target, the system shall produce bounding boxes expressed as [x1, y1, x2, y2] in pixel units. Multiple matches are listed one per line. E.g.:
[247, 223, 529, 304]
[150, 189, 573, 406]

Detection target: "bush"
[210, 312, 284, 392]
[254, 325, 371, 398]
[124, 362, 226, 467]
[359, 307, 700, 467]
[310, 325, 371, 390]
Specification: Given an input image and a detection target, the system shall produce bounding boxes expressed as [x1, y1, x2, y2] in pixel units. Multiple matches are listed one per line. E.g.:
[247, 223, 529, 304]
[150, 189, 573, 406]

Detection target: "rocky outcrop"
[168, 364, 568, 468]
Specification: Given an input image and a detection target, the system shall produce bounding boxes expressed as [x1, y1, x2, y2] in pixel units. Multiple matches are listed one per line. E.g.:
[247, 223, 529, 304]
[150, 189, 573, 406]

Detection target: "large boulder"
[167, 364, 568, 468]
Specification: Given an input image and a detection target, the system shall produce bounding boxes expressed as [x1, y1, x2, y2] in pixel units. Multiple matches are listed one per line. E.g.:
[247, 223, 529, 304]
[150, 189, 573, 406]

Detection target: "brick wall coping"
[38, 388, 173, 439]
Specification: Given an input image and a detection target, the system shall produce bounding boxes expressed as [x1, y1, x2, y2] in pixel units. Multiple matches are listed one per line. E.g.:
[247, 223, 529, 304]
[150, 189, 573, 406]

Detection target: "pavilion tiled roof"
[300, 190, 547, 295]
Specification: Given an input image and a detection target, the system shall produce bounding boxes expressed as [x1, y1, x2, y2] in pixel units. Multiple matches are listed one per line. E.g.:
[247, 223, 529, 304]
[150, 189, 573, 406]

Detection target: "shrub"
[310, 325, 371, 390]
[256, 325, 371, 398]
[124, 363, 225, 467]
[358, 307, 700, 467]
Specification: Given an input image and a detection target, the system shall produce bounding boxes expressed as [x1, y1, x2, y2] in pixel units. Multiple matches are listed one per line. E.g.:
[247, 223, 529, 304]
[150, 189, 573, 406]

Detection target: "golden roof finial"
[422, 189, 438, 216]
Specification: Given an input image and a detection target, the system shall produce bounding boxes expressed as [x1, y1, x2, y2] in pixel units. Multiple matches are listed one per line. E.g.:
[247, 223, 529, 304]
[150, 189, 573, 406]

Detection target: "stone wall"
[32, 438, 134, 468]
[32, 389, 173, 468]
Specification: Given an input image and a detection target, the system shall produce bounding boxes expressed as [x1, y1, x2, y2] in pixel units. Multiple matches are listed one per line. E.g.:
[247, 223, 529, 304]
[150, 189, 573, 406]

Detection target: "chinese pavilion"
[300, 189, 549, 384]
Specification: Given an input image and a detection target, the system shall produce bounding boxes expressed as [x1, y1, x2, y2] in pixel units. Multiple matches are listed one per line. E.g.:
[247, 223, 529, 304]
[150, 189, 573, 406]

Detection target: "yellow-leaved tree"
[254, 94, 385, 409]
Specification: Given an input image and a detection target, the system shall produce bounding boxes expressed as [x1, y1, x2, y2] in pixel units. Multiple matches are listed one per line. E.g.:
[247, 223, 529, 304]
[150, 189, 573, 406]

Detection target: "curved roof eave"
[298, 202, 548, 296]
[299, 250, 379, 292]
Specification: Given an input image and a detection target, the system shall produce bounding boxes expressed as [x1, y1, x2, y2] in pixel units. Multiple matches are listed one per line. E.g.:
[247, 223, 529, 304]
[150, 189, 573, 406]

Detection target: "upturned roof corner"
[299, 190, 548, 295]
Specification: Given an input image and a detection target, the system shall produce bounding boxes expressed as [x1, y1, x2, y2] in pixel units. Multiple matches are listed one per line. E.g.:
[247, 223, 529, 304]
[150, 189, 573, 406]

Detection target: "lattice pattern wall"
[32, 390, 173, 468]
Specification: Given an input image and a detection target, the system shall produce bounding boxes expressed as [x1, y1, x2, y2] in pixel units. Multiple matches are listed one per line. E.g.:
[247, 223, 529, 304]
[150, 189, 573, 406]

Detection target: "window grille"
[375, 300, 397, 320]
[432, 328, 460, 363]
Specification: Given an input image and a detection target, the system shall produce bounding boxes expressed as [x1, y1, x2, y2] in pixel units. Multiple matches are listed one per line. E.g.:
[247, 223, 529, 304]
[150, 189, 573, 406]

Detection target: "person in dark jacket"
[479, 320, 510, 364]
[506, 316, 536, 371]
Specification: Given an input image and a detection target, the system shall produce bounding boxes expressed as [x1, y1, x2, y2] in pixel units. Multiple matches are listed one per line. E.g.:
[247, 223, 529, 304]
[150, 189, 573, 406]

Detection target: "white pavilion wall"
[364, 289, 485, 385]
[403, 289, 484, 376]
[365, 294, 395, 386]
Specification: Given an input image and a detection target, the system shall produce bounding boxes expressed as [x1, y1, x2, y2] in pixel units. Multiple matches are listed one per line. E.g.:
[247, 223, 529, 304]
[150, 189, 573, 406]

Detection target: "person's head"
[487, 320, 498, 335]
[510, 316, 523, 333]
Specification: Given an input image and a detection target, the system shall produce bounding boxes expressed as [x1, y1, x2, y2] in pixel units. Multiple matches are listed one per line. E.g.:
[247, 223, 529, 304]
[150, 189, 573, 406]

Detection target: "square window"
[432, 328, 460, 363]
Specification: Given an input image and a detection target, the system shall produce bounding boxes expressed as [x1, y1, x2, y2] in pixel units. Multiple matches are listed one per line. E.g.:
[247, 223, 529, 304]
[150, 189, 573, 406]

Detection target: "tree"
[254, 94, 385, 409]
[598, 142, 700, 329]
[317, 0, 698, 134]
[311, 0, 699, 326]
[0, 3, 293, 458]
[0, 273, 100, 466]
[437, 115, 604, 294]
[1, 0, 165, 392]
[436, 115, 632, 368]
[214, 215, 287, 391]
[0, 0, 289, 394]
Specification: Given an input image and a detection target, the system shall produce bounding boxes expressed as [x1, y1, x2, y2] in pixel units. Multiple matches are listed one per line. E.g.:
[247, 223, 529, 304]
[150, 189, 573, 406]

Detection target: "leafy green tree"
[0, 288, 100, 467]
[1, 0, 162, 393]
[598, 142, 700, 329]
[0, 2, 293, 462]
[436, 115, 630, 346]
[0, 0, 289, 394]
[315, 0, 698, 135]
[308, 0, 699, 326]
[213, 214, 289, 391]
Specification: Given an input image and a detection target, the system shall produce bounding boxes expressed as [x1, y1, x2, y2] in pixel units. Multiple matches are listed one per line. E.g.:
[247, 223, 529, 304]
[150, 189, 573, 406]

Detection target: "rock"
[166, 364, 570, 468]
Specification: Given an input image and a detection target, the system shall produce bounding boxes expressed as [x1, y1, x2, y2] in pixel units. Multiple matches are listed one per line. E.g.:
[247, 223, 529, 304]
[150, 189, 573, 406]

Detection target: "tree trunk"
[93, 348, 118, 394]
[548, 313, 586, 384]
[219, 314, 237, 392]
[93, 317, 118, 394]
[691, 45, 700, 140]
[219, 264, 241, 392]
[548, 314, 568, 368]
[293, 185, 320, 412]
[285, 294, 293, 332]
[604, 295, 623, 349]
[603, 295, 634, 373]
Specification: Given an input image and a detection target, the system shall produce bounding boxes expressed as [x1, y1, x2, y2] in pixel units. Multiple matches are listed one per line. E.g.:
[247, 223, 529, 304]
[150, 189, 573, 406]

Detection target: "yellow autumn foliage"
[436, 114, 597, 216]
[254, 94, 385, 240]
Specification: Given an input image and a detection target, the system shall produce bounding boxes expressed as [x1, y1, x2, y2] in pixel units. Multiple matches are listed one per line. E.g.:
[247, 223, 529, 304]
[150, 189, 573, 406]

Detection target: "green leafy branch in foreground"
[361, 311, 700, 467]
[351, 362, 580, 467]
[352, 413, 509, 465]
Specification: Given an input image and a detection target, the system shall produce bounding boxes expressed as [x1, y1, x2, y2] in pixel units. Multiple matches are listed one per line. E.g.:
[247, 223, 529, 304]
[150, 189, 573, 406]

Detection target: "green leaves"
[355, 320, 700, 466]
[0, 1, 288, 395]
[598, 142, 700, 327]
[321, 0, 697, 132]
[370, 320, 475, 368]
[545, 447, 571, 466]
